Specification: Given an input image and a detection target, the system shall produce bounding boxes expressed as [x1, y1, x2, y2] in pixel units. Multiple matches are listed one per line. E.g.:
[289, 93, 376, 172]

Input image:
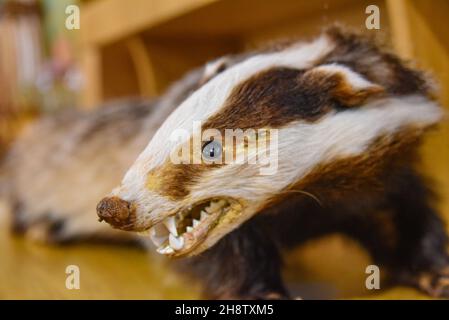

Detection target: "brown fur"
[141, 27, 432, 206]
[300, 69, 384, 107]
[261, 127, 425, 213]
[203, 66, 383, 132]
[154, 63, 387, 200]
[147, 162, 221, 200]
[323, 26, 430, 97]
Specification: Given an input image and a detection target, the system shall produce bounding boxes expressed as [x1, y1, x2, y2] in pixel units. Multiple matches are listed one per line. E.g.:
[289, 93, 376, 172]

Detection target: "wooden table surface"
[0, 205, 200, 299]
[0, 204, 432, 300]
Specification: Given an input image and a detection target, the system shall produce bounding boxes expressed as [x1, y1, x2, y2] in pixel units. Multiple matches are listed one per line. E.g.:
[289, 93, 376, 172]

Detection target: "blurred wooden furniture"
[79, 0, 386, 108]
[387, 0, 449, 220]
[0, 0, 42, 155]
[78, 0, 449, 110]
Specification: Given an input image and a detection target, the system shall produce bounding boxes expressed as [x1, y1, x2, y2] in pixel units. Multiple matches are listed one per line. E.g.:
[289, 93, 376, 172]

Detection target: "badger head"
[96, 28, 443, 257]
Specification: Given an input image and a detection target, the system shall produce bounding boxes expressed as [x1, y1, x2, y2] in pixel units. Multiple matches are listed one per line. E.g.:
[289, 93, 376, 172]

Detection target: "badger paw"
[215, 291, 291, 300]
[416, 271, 449, 298]
[12, 206, 137, 245]
[12, 209, 71, 244]
[397, 267, 449, 299]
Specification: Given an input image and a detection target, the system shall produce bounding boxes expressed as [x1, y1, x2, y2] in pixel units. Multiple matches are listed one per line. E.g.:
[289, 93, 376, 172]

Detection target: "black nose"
[96, 196, 134, 230]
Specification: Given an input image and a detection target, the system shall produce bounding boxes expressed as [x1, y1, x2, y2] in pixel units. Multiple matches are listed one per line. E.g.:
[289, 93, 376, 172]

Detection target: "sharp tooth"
[163, 216, 178, 236]
[200, 210, 208, 220]
[169, 234, 184, 250]
[166, 246, 174, 254]
[206, 202, 219, 213]
[150, 227, 168, 247]
[207, 200, 226, 212]
[186, 226, 193, 233]
[192, 219, 200, 227]
[156, 245, 173, 255]
[231, 202, 241, 210]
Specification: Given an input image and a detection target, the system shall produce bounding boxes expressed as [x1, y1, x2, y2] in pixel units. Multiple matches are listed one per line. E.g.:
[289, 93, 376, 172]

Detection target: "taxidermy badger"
[1, 28, 449, 299]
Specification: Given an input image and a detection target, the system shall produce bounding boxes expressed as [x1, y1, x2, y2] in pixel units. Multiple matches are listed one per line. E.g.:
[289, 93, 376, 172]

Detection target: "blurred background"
[0, 0, 448, 299]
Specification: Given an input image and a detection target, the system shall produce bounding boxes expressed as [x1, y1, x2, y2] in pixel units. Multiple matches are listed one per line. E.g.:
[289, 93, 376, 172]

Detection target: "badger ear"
[299, 64, 385, 107]
[199, 56, 231, 85]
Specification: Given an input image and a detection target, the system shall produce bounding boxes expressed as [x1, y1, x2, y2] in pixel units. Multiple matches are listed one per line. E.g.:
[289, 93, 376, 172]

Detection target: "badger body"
[2, 28, 449, 299]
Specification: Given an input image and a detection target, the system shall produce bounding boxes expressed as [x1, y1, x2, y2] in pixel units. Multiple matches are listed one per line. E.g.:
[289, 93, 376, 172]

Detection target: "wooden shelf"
[80, 0, 216, 46]
[78, 0, 385, 108]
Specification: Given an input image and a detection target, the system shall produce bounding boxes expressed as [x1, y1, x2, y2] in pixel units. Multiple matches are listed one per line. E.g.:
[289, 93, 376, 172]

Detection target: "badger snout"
[96, 196, 136, 230]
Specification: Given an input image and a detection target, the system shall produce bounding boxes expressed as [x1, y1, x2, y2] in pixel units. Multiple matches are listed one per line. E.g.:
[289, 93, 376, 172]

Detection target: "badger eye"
[202, 140, 222, 161]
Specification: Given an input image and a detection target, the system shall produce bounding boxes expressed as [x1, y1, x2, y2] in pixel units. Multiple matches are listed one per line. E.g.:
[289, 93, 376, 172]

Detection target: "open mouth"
[141, 198, 242, 257]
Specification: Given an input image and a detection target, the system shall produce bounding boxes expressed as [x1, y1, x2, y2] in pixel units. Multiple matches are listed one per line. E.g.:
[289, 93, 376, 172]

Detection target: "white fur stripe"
[134, 35, 336, 172]
[313, 64, 377, 90]
[189, 95, 443, 201]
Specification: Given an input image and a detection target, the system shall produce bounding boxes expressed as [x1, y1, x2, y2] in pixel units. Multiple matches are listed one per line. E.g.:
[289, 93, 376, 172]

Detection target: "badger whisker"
[279, 189, 323, 207]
